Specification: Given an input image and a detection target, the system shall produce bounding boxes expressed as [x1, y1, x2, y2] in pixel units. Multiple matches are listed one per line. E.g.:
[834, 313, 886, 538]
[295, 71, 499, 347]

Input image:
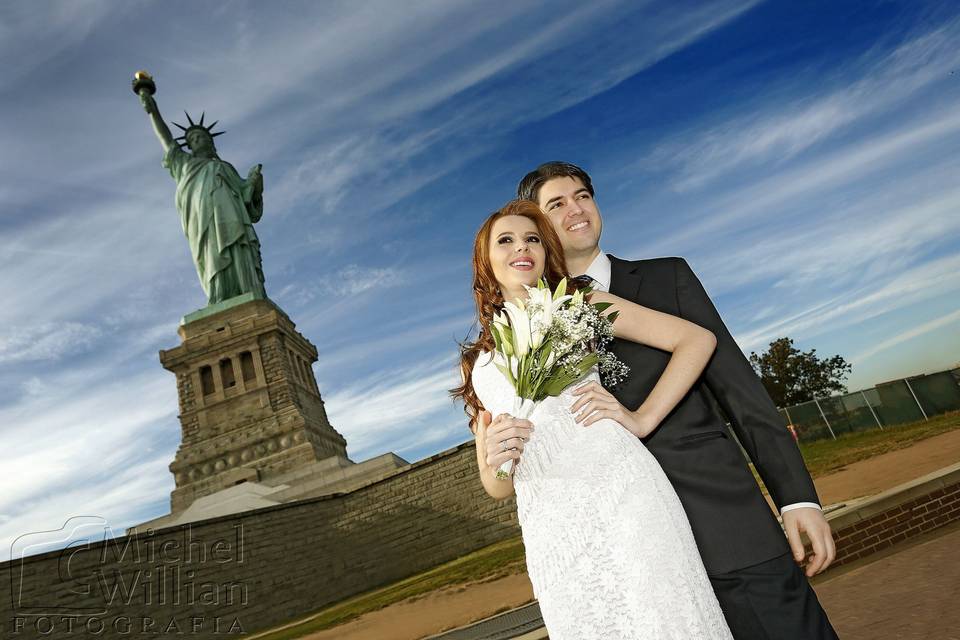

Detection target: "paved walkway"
[814, 521, 960, 640]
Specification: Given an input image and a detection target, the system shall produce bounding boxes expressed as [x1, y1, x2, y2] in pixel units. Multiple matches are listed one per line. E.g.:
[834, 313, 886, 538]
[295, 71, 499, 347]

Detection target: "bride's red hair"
[450, 199, 574, 430]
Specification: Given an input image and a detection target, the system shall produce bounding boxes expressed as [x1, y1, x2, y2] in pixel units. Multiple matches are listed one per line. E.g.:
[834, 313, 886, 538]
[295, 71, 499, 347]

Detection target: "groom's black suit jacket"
[606, 255, 820, 575]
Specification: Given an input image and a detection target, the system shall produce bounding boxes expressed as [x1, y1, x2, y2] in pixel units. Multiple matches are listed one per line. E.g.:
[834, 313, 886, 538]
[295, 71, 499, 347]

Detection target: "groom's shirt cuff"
[780, 502, 822, 515]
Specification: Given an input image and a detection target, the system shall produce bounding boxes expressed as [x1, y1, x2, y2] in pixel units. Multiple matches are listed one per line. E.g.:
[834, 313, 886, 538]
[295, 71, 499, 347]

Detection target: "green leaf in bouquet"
[523, 355, 535, 397]
[491, 324, 504, 352]
[607, 310, 620, 323]
[541, 375, 563, 396]
[530, 344, 552, 390]
[592, 302, 614, 312]
[553, 277, 568, 301]
[495, 362, 515, 387]
[534, 342, 550, 368]
[500, 325, 515, 356]
[541, 358, 584, 395]
[543, 371, 579, 396]
[494, 331, 508, 357]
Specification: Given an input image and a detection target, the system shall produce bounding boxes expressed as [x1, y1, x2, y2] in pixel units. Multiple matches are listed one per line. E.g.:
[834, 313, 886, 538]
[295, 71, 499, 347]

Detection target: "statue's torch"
[132, 70, 156, 97]
[132, 70, 157, 114]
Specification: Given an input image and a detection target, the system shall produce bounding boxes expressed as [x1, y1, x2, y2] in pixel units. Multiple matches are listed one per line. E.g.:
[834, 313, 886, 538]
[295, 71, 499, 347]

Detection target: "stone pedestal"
[160, 297, 349, 513]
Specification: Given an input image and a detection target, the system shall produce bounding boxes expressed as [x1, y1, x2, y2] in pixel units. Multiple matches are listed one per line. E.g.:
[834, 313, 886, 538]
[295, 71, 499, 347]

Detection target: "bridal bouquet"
[490, 278, 629, 479]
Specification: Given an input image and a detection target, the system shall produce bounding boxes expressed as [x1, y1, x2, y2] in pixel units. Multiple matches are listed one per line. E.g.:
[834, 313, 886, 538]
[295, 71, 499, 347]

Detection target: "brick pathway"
[815, 522, 960, 640]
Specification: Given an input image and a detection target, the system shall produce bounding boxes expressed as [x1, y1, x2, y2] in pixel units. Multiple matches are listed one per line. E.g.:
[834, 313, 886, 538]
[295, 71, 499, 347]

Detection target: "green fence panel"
[860, 388, 889, 428]
[908, 372, 960, 415]
[817, 396, 854, 436]
[789, 400, 832, 441]
[868, 381, 925, 426]
[838, 392, 883, 432]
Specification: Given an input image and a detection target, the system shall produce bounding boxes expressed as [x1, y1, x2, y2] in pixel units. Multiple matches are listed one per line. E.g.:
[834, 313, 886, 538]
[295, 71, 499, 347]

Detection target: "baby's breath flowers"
[490, 278, 630, 479]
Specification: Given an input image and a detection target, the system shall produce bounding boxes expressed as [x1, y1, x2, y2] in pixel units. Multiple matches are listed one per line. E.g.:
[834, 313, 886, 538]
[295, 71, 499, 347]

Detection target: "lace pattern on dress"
[471, 352, 733, 640]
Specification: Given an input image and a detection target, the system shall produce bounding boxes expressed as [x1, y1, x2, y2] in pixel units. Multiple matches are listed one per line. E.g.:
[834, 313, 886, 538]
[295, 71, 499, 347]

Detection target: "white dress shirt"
[581, 250, 613, 292]
[579, 251, 820, 516]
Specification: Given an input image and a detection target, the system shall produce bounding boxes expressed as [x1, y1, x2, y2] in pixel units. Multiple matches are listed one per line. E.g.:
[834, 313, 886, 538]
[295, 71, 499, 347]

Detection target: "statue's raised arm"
[134, 71, 175, 154]
[132, 71, 267, 307]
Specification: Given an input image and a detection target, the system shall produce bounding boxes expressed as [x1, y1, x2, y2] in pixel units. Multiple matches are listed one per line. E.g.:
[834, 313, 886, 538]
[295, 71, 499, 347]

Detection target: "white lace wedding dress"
[472, 353, 733, 639]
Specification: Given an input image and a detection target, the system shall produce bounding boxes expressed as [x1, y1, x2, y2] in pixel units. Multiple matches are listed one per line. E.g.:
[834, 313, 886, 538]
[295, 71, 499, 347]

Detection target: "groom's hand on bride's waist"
[782, 507, 836, 577]
[571, 381, 659, 438]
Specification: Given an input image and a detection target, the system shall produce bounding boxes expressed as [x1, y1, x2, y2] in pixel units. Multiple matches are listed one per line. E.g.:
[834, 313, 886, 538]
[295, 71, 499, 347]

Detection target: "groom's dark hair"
[517, 161, 595, 204]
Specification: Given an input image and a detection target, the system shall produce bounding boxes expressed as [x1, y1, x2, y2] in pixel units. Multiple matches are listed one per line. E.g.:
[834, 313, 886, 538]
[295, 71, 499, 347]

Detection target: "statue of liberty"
[134, 72, 266, 306]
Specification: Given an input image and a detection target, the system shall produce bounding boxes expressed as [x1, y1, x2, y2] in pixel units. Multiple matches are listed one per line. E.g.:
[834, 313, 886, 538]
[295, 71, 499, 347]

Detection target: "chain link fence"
[777, 368, 960, 443]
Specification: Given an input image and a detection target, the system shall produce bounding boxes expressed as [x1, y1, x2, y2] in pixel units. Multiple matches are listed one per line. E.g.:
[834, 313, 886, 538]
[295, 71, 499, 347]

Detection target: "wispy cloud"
[850, 308, 960, 364]
[643, 16, 960, 191]
[314, 311, 474, 382]
[0, 0, 118, 90]
[732, 252, 960, 353]
[1, 457, 173, 563]
[690, 180, 960, 297]
[0, 322, 102, 364]
[323, 264, 406, 296]
[0, 369, 176, 506]
[0, 188, 197, 327]
[323, 356, 463, 460]
[0, 365, 177, 562]
[634, 105, 960, 257]
[257, 0, 762, 254]
[272, 265, 406, 310]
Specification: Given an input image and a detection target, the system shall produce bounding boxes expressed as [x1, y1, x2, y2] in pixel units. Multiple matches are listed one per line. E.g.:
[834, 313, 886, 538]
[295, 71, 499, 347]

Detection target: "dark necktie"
[570, 274, 595, 289]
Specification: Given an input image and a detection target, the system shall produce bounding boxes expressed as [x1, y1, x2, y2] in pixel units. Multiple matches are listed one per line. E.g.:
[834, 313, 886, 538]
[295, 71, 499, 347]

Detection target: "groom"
[496, 161, 838, 639]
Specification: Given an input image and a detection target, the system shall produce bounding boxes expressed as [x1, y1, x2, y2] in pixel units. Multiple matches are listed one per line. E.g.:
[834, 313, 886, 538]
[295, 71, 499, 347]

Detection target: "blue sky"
[2, 0, 960, 559]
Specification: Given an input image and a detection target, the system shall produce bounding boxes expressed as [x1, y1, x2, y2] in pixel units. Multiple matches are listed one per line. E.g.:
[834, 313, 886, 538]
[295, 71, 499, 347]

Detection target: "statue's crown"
[171, 111, 224, 147]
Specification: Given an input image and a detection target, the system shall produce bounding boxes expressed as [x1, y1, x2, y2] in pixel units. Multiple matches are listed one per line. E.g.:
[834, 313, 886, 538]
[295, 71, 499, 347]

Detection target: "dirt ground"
[298, 428, 960, 640]
[809, 429, 960, 505]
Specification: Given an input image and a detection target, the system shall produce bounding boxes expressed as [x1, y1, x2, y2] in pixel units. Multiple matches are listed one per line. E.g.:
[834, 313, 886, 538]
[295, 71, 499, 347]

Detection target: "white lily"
[503, 300, 531, 356]
[550, 293, 573, 314]
[525, 283, 572, 349]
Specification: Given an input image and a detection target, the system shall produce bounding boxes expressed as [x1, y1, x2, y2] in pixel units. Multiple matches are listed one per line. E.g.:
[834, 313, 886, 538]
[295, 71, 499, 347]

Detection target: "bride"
[451, 199, 733, 639]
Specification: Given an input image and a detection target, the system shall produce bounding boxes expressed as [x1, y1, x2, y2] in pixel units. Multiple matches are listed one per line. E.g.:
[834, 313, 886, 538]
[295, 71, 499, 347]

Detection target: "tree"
[748, 337, 852, 407]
